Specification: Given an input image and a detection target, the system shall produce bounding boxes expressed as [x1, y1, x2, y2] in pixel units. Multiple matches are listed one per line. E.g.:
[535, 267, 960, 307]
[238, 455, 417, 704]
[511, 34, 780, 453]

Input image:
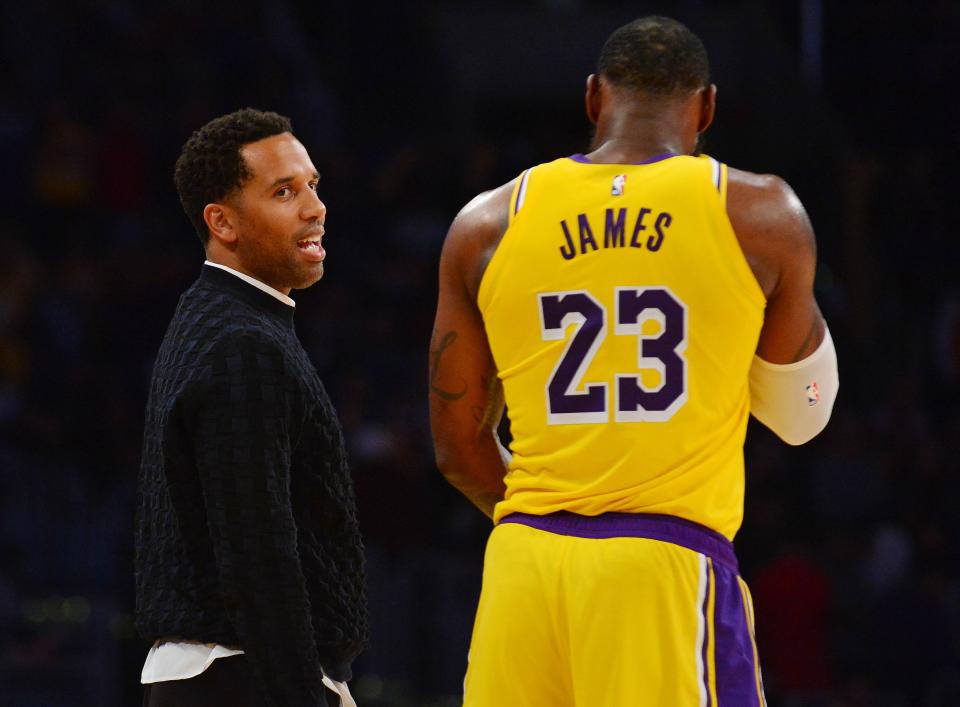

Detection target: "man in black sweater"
[136, 108, 367, 707]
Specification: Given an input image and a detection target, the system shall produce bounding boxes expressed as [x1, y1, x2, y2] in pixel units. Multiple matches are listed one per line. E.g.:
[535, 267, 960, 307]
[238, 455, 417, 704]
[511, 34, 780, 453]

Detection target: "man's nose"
[302, 188, 326, 221]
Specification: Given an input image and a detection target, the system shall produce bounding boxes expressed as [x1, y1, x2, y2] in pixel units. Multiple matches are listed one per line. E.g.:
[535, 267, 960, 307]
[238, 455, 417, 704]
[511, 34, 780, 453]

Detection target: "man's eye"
[308, 182, 318, 191]
[276, 187, 292, 198]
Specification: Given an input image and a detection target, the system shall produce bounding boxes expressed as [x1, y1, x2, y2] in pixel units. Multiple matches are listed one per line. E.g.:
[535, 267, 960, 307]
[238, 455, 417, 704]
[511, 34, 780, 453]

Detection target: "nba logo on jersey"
[806, 381, 820, 406]
[611, 174, 626, 196]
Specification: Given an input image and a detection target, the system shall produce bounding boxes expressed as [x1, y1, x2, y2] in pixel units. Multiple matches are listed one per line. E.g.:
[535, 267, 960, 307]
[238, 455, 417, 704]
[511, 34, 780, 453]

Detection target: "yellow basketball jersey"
[478, 153, 766, 539]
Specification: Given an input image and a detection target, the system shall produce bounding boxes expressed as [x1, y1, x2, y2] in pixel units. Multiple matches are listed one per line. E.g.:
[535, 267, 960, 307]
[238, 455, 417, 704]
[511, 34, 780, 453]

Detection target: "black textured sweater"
[135, 265, 368, 706]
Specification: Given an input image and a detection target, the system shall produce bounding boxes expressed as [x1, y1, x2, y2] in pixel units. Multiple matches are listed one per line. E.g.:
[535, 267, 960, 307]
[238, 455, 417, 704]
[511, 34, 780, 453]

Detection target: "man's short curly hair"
[174, 108, 293, 245]
[598, 16, 709, 97]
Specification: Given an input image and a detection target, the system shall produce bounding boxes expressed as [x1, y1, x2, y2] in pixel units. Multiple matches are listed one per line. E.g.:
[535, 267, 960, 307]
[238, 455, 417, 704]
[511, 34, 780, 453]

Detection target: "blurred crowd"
[1, 1, 958, 706]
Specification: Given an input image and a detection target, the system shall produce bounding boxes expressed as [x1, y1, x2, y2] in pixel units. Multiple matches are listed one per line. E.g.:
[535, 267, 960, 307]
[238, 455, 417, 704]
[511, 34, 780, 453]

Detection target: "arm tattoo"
[475, 373, 505, 432]
[430, 331, 467, 401]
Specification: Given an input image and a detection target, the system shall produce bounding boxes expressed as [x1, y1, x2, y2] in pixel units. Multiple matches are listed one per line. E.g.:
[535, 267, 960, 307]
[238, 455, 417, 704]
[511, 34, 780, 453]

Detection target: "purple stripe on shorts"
[701, 558, 713, 707]
[568, 152, 677, 165]
[713, 569, 763, 706]
[498, 511, 738, 572]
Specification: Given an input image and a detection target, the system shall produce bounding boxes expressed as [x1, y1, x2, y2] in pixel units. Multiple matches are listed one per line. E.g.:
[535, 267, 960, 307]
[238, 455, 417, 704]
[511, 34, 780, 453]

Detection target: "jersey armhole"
[481, 168, 535, 311]
[507, 168, 532, 227]
[710, 157, 766, 307]
[708, 156, 725, 200]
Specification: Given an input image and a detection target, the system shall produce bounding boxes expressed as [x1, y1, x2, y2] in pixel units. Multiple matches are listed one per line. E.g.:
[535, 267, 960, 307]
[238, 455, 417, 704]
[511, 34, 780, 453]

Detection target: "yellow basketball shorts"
[462, 512, 766, 707]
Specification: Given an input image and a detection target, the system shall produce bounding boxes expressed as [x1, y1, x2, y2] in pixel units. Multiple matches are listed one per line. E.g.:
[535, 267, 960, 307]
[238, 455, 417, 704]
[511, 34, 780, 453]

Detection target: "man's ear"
[203, 203, 238, 246]
[585, 73, 602, 126]
[697, 83, 717, 134]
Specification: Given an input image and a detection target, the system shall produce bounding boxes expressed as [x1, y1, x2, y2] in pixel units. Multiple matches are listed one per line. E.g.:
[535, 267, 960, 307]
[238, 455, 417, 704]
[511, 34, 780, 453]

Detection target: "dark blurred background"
[1, 1, 959, 705]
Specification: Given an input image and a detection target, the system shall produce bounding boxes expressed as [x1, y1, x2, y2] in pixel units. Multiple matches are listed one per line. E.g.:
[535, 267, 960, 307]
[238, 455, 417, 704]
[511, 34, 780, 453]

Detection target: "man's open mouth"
[297, 238, 322, 252]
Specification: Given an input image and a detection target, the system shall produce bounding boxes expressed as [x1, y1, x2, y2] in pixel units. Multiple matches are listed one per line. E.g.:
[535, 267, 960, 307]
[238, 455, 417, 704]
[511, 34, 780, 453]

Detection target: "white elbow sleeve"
[749, 325, 839, 445]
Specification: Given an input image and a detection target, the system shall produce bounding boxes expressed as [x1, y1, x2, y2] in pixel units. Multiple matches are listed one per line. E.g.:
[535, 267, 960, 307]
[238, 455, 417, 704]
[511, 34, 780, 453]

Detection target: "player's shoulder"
[725, 166, 813, 249]
[450, 179, 516, 234]
[453, 154, 577, 228]
[720, 165, 817, 299]
[726, 167, 805, 220]
[443, 178, 517, 262]
[440, 178, 520, 299]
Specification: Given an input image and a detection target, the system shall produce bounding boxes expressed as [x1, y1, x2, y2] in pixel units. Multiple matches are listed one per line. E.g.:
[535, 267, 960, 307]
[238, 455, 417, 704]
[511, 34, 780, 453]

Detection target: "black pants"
[142, 655, 265, 707]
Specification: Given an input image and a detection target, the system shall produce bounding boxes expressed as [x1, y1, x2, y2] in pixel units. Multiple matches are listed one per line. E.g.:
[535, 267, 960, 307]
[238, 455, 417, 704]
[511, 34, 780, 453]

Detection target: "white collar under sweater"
[203, 260, 295, 308]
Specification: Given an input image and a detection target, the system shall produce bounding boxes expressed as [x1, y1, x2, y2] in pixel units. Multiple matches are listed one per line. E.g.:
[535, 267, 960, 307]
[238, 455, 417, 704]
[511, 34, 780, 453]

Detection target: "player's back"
[478, 153, 765, 539]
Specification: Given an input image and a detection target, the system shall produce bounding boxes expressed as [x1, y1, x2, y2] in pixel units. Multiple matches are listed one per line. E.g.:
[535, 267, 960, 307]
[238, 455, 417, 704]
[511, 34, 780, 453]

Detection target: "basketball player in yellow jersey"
[429, 16, 838, 707]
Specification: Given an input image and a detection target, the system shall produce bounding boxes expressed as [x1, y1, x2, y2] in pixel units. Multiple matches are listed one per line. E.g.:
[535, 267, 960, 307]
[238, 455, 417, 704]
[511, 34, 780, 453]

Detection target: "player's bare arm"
[429, 180, 515, 518]
[727, 168, 825, 363]
[727, 168, 838, 443]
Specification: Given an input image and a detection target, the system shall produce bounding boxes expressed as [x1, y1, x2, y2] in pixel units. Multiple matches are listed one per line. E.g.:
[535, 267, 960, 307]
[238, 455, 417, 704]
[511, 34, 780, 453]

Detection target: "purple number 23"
[538, 287, 688, 424]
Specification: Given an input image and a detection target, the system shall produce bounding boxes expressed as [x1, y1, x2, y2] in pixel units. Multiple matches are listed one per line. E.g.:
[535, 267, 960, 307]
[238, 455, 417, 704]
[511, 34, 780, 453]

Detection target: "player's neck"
[589, 103, 693, 163]
[587, 134, 686, 164]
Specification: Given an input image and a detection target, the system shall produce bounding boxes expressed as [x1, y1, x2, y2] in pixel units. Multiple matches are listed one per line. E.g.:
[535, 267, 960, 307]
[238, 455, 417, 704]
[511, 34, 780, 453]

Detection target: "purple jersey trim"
[499, 511, 738, 571]
[568, 152, 677, 165]
[514, 169, 531, 215]
[710, 157, 723, 192]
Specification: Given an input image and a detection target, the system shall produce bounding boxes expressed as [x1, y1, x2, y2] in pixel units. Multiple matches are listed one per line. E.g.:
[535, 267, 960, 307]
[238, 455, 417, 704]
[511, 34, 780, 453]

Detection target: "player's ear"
[585, 73, 602, 125]
[697, 83, 717, 134]
[203, 203, 238, 246]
